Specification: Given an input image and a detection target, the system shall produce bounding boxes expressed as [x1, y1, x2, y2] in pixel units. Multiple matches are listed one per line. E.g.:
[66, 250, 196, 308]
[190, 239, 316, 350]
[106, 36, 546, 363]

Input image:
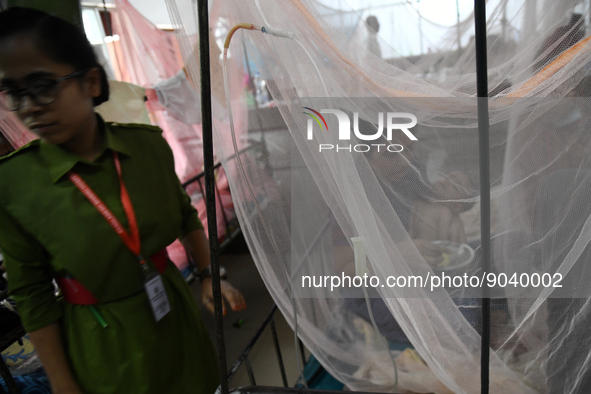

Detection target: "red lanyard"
[68, 152, 146, 265]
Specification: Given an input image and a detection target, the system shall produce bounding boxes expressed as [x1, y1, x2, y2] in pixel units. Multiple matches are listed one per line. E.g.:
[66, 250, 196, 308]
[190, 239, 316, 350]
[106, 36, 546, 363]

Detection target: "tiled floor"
[189, 234, 308, 390]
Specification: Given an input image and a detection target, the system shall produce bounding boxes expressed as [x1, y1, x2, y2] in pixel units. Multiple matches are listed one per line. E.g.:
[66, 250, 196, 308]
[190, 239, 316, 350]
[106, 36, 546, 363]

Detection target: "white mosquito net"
[164, 0, 591, 392]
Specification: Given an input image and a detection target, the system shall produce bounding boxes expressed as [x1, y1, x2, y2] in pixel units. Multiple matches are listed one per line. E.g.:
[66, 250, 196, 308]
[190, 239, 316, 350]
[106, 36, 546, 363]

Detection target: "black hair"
[365, 15, 380, 33]
[0, 7, 109, 106]
[533, 14, 585, 74]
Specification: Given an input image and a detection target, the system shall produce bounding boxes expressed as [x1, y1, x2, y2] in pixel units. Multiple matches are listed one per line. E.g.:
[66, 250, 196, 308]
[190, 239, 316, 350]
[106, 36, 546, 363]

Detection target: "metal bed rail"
[180, 142, 265, 283]
[229, 387, 359, 394]
[220, 305, 289, 391]
[217, 303, 390, 394]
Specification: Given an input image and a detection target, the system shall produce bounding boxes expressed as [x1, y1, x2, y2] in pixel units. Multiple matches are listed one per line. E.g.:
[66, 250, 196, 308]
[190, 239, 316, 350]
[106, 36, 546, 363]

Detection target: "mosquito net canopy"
[165, 0, 591, 392]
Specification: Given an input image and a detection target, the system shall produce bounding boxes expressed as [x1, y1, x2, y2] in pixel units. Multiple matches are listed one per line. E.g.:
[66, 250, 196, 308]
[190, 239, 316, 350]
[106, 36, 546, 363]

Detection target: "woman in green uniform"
[0, 7, 246, 394]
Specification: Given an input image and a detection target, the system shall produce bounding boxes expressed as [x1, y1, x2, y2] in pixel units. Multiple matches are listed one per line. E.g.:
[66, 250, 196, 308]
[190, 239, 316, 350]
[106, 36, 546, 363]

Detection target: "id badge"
[144, 274, 171, 322]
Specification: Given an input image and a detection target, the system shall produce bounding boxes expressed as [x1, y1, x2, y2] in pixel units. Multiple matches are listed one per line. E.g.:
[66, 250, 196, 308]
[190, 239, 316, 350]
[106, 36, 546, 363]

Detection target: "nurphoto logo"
[302, 107, 418, 152]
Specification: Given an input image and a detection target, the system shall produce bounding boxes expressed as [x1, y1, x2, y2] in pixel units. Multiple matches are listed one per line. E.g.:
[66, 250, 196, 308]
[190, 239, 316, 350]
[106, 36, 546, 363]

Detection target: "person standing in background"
[366, 15, 382, 59]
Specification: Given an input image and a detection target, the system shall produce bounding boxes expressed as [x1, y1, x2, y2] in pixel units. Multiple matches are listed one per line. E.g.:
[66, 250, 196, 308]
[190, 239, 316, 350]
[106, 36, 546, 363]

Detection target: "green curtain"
[7, 0, 82, 28]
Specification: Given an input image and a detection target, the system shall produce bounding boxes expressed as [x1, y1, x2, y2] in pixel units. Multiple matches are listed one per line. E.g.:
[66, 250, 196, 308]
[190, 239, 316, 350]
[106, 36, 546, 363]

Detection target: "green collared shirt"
[0, 117, 203, 332]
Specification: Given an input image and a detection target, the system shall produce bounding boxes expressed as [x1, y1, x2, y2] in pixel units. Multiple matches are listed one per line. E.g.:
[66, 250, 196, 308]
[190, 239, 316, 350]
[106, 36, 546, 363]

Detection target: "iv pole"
[474, 0, 491, 393]
[196, 2, 229, 394]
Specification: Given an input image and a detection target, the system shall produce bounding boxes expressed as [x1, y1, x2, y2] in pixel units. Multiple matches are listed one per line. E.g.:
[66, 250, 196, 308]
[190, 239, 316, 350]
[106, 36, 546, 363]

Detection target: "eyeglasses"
[0, 70, 88, 112]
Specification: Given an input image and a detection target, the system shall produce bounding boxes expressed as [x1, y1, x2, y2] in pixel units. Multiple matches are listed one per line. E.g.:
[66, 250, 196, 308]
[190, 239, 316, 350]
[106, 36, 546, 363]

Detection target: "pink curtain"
[0, 109, 37, 149]
[112, 0, 247, 269]
[111, 0, 180, 84]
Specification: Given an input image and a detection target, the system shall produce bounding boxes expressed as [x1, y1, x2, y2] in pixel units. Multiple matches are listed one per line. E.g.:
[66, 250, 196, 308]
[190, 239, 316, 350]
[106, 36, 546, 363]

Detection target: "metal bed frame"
[0, 313, 25, 394]
[180, 143, 263, 284]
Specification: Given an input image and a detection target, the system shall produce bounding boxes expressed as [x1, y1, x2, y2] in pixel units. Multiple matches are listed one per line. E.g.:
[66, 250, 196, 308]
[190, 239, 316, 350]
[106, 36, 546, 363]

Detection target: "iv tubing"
[222, 24, 308, 388]
[353, 237, 399, 392]
[362, 288, 398, 391]
[224, 24, 261, 50]
[222, 21, 399, 392]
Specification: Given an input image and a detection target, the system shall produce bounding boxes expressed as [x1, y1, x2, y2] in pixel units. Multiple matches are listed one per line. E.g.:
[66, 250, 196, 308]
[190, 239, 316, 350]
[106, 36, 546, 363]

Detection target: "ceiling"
[81, 0, 172, 27]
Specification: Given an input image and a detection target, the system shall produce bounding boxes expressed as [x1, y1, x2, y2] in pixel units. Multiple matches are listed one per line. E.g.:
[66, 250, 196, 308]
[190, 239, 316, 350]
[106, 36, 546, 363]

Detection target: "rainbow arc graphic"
[302, 107, 328, 131]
